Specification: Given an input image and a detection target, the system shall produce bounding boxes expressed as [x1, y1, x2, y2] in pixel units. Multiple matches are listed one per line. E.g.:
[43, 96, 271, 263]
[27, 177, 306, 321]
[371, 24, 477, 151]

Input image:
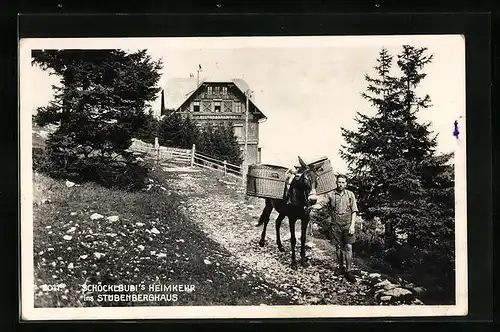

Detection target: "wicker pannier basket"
[246, 164, 289, 199]
[308, 157, 336, 195]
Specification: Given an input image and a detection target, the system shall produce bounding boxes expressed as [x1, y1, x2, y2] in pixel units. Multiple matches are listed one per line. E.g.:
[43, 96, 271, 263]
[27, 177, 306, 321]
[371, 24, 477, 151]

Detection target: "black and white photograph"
[20, 35, 467, 320]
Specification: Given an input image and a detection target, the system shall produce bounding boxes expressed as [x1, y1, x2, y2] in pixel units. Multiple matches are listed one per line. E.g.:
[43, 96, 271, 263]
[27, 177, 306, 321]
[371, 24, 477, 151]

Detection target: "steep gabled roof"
[163, 77, 200, 110]
[163, 77, 267, 120]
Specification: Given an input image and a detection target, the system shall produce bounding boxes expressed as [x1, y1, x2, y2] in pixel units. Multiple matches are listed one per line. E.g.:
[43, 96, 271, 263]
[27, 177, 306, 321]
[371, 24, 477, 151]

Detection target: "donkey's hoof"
[278, 246, 285, 252]
[291, 262, 298, 270]
[259, 239, 265, 247]
[300, 259, 310, 268]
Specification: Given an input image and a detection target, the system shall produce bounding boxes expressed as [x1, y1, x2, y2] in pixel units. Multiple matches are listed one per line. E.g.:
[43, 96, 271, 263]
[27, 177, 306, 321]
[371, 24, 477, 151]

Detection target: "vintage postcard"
[20, 35, 467, 320]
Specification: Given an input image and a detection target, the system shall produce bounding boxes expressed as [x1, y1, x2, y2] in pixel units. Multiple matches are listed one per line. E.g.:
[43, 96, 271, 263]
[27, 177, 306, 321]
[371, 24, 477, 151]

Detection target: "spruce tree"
[32, 49, 162, 189]
[181, 115, 200, 149]
[157, 113, 183, 147]
[135, 109, 159, 144]
[340, 46, 455, 279]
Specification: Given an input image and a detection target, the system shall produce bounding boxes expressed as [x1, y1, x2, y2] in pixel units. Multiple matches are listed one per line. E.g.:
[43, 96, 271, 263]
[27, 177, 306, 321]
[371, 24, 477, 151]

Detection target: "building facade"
[161, 78, 267, 165]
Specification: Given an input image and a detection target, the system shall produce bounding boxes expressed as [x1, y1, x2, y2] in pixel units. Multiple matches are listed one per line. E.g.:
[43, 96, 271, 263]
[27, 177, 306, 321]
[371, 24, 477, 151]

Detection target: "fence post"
[154, 137, 160, 164]
[191, 144, 196, 167]
[223, 160, 227, 176]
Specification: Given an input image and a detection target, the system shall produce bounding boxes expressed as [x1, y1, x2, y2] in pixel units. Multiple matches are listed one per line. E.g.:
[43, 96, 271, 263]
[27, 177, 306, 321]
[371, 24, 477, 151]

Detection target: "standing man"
[313, 174, 359, 283]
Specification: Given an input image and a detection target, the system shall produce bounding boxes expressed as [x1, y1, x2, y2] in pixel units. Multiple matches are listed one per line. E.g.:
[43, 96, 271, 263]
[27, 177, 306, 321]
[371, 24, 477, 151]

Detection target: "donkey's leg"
[289, 218, 298, 270]
[275, 214, 286, 252]
[300, 217, 310, 267]
[258, 199, 273, 247]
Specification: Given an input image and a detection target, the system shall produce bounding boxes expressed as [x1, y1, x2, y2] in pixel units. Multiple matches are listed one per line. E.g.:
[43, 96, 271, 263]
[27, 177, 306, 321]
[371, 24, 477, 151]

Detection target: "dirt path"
[159, 162, 378, 305]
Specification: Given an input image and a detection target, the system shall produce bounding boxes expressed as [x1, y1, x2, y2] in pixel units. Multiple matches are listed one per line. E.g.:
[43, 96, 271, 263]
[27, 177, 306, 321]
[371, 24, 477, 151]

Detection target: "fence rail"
[130, 139, 244, 179]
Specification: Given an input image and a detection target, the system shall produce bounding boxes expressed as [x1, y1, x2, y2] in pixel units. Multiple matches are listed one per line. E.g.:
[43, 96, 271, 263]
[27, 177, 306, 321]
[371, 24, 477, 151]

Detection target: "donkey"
[256, 156, 320, 270]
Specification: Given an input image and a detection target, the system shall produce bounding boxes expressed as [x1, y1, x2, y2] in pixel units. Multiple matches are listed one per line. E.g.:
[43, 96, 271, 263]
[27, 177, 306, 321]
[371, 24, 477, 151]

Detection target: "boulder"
[383, 287, 413, 300]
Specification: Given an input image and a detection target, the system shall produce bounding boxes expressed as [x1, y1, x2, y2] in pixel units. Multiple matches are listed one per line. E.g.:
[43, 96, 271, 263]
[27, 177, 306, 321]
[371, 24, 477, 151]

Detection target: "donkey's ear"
[298, 156, 307, 168]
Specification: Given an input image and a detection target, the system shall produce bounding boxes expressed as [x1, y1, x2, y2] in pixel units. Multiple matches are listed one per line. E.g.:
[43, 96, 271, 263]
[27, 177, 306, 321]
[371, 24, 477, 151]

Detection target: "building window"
[234, 126, 244, 139]
[214, 101, 221, 112]
[214, 86, 220, 95]
[193, 101, 200, 112]
[207, 86, 213, 95]
[234, 102, 242, 113]
[222, 86, 227, 95]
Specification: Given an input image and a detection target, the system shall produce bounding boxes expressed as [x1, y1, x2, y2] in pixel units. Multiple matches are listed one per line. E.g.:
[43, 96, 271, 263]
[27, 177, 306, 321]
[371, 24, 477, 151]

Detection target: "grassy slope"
[32, 168, 294, 307]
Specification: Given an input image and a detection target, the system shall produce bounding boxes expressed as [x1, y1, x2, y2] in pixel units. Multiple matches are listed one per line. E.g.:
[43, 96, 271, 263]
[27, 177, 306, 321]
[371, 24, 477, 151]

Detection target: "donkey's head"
[289, 156, 320, 208]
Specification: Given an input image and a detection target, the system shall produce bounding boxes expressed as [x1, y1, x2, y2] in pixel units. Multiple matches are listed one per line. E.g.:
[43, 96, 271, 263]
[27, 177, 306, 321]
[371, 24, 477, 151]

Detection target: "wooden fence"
[192, 147, 244, 179]
[130, 139, 244, 179]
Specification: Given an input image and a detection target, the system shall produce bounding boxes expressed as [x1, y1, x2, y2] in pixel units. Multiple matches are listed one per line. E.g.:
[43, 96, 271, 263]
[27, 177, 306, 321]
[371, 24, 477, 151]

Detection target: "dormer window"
[207, 86, 213, 95]
[222, 86, 227, 95]
[214, 86, 220, 95]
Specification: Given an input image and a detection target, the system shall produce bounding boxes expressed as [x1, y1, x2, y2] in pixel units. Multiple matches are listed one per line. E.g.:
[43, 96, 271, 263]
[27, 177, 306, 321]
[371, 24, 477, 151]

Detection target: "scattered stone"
[79, 255, 88, 259]
[66, 227, 76, 233]
[369, 273, 381, 278]
[67, 263, 74, 269]
[337, 289, 346, 294]
[157, 253, 167, 258]
[90, 213, 104, 220]
[380, 295, 392, 302]
[136, 222, 145, 227]
[412, 286, 427, 294]
[70, 212, 78, 216]
[305, 241, 315, 249]
[151, 227, 160, 234]
[176, 239, 185, 243]
[107, 216, 120, 222]
[63, 235, 72, 241]
[93, 252, 105, 259]
[375, 279, 397, 290]
[383, 288, 412, 298]
[65, 180, 75, 188]
[137, 245, 145, 251]
[204, 259, 212, 265]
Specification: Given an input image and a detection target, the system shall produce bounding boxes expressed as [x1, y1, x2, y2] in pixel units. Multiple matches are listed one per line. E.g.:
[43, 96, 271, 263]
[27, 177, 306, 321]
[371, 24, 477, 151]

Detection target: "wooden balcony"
[236, 138, 258, 145]
[179, 112, 246, 121]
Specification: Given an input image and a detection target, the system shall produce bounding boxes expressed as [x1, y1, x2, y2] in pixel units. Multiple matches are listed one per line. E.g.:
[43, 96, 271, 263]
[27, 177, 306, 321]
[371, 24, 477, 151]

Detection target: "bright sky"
[21, 35, 465, 173]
